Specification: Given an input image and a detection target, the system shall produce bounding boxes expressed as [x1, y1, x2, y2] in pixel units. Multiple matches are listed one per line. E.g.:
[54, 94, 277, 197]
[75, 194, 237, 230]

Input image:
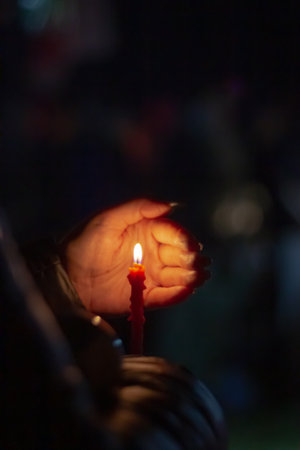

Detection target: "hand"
[62, 199, 210, 315]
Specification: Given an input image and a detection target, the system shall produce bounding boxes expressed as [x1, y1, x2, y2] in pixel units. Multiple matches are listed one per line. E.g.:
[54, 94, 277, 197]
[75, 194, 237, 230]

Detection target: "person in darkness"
[1, 198, 228, 450]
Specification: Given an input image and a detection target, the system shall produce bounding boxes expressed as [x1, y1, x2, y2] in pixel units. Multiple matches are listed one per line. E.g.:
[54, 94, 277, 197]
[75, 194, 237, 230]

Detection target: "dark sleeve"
[20, 237, 123, 407]
[21, 238, 84, 314]
[0, 218, 121, 450]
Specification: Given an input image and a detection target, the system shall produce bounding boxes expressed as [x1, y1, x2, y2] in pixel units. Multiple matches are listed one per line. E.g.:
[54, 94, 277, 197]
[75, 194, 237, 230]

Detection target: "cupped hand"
[62, 199, 210, 315]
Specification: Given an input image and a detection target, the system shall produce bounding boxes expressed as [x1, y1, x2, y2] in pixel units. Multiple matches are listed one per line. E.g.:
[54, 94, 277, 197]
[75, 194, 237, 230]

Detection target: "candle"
[128, 243, 146, 354]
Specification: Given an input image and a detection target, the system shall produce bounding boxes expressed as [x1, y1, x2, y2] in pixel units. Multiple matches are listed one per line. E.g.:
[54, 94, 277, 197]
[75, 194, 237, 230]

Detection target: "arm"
[2, 210, 227, 449]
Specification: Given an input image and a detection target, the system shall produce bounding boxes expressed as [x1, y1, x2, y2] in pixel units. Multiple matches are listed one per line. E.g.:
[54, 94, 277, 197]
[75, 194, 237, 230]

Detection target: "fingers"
[145, 265, 210, 308]
[151, 219, 199, 251]
[140, 199, 171, 219]
[145, 285, 194, 308]
[159, 267, 210, 287]
[100, 199, 172, 228]
[158, 245, 211, 270]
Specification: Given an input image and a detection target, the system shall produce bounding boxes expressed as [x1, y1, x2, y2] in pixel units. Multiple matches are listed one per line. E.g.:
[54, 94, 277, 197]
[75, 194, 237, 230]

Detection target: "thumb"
[101, 198, 172, 228]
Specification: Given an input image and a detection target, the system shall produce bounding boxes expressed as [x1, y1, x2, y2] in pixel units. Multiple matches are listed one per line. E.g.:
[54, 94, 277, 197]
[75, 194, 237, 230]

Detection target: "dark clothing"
[0, 214, 227, 449]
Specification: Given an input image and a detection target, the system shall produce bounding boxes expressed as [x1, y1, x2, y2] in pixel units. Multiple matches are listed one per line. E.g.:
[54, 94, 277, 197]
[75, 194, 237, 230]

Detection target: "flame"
[133, 243, 143, 264]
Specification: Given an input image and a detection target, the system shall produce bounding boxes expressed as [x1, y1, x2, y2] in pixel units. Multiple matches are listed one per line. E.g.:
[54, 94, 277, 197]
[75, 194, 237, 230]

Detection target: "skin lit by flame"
[133, 243, 143, 264]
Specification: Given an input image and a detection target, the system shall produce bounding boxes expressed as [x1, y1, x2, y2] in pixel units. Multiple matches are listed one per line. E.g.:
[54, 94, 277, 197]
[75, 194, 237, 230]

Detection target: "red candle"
[128, 243, 146, 354]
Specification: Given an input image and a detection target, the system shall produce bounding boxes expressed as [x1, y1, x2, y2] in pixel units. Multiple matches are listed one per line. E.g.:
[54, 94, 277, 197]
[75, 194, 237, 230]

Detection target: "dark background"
[1, 1, 300, 447]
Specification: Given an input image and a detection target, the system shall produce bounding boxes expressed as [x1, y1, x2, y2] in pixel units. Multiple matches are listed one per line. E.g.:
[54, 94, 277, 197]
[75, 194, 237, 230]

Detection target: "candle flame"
[133, 243, 143, 264]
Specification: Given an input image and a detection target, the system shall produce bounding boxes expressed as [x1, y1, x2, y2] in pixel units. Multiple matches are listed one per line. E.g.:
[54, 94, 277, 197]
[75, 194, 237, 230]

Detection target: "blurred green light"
[18, 0, 52, 33]
[18, 0, 44, 10]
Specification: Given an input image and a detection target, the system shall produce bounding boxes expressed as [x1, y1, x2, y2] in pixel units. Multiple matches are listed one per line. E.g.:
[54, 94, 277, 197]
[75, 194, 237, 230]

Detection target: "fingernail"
[169, 201, 186, 209]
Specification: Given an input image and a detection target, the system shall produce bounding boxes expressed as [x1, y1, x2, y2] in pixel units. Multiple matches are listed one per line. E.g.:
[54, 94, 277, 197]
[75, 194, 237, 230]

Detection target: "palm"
[85, 219, 163, 313]
[65, 200, 210, 315]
